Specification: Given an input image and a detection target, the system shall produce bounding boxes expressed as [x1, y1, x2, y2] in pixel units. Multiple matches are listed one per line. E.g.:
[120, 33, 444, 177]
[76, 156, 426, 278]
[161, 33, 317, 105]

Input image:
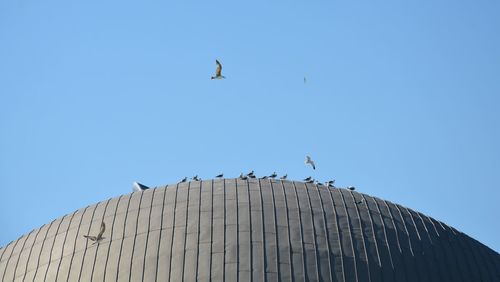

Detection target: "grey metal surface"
[1, 179, 499, 281]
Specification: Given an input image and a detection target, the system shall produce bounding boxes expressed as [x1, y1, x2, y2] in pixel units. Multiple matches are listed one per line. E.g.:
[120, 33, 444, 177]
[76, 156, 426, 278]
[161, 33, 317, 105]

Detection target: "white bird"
[83, 222, 106, 244]
[132, 182, 149, 192]
[305, 155, 316, 170]
[211, 60, 225, 79]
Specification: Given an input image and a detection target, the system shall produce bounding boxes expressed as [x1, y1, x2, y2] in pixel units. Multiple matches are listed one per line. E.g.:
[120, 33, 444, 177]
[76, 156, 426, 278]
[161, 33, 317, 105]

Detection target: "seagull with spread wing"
[305, 155, 316, 170]
[211, 60, 225, 79]
[83, 222, 106, 244]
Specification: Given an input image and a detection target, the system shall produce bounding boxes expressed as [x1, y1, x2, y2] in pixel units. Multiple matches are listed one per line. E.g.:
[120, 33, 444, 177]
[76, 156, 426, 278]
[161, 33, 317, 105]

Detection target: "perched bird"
[260, 176, 269, 179]
[248, 175, 256, 179]
[180, 177, 187, 183]
[211, 59, 225, 79]
[246, 170, 255, 177]
[303, 176, 312, 181]
[280, 174, 287, 180]
[305, 155, 316, 170]
[347, 186, 355, 191]
[239, 173, 248, 180]
[317, 181, 324, 186]
[83, 222, 106, 244]
[269, 172, 277, 179]
[306, 179, 315, 183]
[132, 182, 149, 192]
[215, 173, 224, 178]
[192, 175, 200, 181]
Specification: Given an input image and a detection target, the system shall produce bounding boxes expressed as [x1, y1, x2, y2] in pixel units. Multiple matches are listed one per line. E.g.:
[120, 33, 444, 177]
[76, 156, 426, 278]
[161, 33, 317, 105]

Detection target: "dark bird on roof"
[307, 179, 315, 183]
[248, 175, 256, 179]
[192, 175, 200, 181]
[132, 182, 149, 192]
[180, 177, 187, 183]
[215, 173, 223, 178]
[269, 172, 277, 179]
[260, 176, 268, 179]
[303, 176, 312, 181]
[246, 170, 254, 177]
[305, 155, 316, 170]
[211, 59, 225, 79]
[239, 173, 248, 180]
[280, 174, 287, 180]
[83, 222, 106, 244]
[347, 186, 355, 191]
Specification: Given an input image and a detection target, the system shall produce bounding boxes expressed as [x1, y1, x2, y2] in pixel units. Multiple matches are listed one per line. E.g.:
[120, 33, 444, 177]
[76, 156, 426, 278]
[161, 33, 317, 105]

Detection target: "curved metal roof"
[1, 179, 499, 281]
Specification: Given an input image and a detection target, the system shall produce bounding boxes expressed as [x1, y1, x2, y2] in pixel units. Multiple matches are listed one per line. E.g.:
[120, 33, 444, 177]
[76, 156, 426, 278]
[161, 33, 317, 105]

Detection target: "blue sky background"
[1, 1, 499, 252]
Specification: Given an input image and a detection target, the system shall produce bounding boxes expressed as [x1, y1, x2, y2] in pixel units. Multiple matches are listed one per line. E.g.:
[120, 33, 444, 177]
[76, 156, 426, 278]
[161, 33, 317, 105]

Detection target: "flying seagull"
[180, 177, 187, 183]
[132, 182, 149, 192]
[269, 172, 277, 179]
[83, 222, 106, 244]
[303, 176, 312, 181]
[215, 173, 223, 178]
[305, 155, 316, 170]
[347, 186, 355, 191]
[211, 60, 225, 79]
[280, 174, 287, 180]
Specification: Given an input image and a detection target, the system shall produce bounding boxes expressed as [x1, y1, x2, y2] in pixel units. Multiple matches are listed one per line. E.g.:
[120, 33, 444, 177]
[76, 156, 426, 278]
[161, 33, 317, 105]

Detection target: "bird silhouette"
[211, 59, 225, 79]
[180, 177, 187, 183]
[247, 170, 254, 177]
[132, 182, 149, 192]
[305, 155, 316, 170]
[215, 173, 223, 178]
[269, 172, 277, 179]
[83, 222, 106, 244]
[239, 173, 248, 180]
[192, 175, 200, 181]
[280, 174, 287, 180]
[303, 176, 312, 181]
[347, 186, 355, 191]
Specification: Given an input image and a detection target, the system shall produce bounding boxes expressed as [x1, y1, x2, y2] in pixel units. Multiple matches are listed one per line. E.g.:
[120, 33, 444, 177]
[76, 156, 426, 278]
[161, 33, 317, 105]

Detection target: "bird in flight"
[132, 182, 149, 192]
[83, 222, 106, 244]
[305, 155, 316, 170]
[211, 60, 225, 79]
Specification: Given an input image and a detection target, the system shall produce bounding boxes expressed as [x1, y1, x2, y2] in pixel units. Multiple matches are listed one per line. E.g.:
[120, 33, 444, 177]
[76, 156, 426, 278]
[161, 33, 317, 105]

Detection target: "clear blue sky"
[1, 1, 499, 252]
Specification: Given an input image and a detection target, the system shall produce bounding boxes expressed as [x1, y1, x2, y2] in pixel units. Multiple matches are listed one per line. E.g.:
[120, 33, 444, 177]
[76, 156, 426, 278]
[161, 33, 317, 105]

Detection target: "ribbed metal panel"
[1, 179, 499, 282]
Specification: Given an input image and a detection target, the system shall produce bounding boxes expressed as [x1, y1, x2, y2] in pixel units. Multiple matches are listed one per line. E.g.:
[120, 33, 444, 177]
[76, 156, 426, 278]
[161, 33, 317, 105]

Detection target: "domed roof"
[1, 179, 499, 281]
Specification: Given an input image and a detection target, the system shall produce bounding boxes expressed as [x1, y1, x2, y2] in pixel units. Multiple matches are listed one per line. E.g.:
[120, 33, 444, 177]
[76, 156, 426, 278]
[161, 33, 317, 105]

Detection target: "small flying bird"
[347, 186, 355, 191]
[239, 173, 248, 180]
[83, 222, 106, 244]
[280, 174, 287, 180]
[132, 182, 149, 192]
[211, 59, 225, 79]
[303, 176, 312, 181]
[180, 177, 187, 183]
[246, 170, 255, 177]
[269, 172, 277, 179]
[215, 173, 223, 178]
[305, 155, 316, 170]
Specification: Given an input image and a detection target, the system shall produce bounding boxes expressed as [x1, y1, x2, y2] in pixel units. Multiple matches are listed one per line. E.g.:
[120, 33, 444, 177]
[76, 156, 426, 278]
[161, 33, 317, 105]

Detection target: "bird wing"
[215, 60, 222, 76]
[98, 222, 106, 238]
[83, 235, 97, 241]
[312, 161, 316, 170]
